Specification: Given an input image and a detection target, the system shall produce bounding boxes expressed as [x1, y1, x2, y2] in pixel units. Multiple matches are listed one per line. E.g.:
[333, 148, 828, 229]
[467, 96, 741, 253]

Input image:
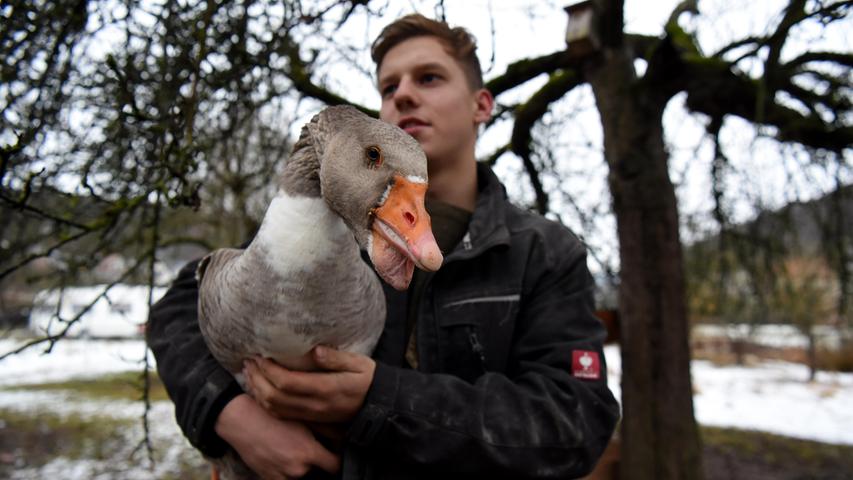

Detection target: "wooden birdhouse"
[564, 1, 600, 57]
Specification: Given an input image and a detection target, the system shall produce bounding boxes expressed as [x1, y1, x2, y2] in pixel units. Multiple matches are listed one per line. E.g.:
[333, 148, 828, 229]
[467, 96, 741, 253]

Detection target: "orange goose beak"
[370, 174, 443, 290]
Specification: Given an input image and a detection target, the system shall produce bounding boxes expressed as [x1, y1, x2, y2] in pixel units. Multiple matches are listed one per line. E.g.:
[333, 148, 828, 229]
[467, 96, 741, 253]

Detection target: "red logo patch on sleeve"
[572, 350, 601, 380]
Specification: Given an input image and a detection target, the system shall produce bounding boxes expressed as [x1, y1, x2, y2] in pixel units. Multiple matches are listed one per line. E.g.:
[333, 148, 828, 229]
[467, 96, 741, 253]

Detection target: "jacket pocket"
[436, 293, 520, 382]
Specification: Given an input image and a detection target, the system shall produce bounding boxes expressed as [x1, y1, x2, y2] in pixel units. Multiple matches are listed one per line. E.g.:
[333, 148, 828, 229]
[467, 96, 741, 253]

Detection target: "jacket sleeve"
[147, 258, 243, 457]
[346, 239, 620, 478]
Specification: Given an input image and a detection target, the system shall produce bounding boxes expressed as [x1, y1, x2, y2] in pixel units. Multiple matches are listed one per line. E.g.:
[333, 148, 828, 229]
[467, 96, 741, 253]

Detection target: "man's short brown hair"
[371, 14, 484, 90]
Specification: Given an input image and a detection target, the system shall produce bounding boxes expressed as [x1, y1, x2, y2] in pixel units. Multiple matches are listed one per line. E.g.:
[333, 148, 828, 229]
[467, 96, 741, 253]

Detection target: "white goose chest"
[197, 191, 386, 373]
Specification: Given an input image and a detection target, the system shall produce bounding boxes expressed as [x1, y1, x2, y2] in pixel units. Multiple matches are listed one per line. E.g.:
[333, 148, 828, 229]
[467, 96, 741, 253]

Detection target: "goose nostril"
[403, 211, 416, 227]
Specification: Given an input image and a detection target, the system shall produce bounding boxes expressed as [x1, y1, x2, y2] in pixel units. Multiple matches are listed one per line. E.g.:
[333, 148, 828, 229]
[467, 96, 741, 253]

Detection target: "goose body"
[198, 192, 386, 373]
[195, 106, 442, 480]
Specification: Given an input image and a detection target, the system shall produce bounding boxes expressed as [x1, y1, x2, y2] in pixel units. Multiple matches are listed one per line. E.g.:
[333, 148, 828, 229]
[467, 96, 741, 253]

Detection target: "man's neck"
[426, 157, 478, 212]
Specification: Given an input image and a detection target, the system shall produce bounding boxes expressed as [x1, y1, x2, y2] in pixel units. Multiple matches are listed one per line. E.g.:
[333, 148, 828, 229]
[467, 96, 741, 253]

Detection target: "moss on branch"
[485, 51, 572, 97]
[510, 70, 583, 214]
[681, 56, 852, 151]
[283, 42, 378, 117]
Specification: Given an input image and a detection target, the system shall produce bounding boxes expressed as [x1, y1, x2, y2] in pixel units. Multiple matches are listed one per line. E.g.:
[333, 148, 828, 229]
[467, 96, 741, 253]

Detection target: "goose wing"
[196, 248, 255, 373]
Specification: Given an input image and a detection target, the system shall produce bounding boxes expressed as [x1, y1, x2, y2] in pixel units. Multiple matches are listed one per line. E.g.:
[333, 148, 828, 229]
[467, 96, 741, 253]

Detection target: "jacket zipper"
[467, 328, 487, 365]
[462, 232, 472, 250]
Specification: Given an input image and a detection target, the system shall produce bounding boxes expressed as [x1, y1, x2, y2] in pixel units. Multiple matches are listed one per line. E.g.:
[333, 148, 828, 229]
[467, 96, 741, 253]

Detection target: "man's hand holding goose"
[243, 346, 376, 425]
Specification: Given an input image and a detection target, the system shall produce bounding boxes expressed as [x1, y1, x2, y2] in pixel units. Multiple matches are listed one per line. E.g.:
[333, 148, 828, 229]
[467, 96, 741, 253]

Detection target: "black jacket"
[147, 163, 619, 479]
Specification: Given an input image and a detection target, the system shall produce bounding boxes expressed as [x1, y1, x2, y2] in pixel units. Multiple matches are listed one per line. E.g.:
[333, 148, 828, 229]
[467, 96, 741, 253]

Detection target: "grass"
[3, 368, 852, 479]
[4, 370, 170, 402]
[701, 426, 853, 479]
[0, 406, 208, 479]
[0, 370, 210, 478]
[0, 407, 132, 465]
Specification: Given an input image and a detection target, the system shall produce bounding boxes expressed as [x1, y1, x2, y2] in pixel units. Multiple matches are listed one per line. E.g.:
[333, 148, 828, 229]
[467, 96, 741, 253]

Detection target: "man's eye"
[421, 73, 438, 84]
[381, 85, 397, 98]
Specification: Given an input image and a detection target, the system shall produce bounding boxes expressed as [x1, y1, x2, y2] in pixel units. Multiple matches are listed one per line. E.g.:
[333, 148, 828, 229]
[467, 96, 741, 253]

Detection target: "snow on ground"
[692, 324, 843, 350]
[0, 338, 153, 387]
[693, 358, 853, 445]
[1, 338, 852, 451]
[0, 338, 205, 479]
[0, 391, 206, 479]
[603, 345, 853, 445]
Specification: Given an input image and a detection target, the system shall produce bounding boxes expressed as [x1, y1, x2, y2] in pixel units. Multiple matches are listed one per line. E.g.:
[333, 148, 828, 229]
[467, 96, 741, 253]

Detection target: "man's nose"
[393, 77, 418, 110]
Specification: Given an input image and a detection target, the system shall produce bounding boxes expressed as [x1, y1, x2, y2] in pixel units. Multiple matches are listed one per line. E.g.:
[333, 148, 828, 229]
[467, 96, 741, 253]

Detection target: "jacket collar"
[445, 162, 511, 262]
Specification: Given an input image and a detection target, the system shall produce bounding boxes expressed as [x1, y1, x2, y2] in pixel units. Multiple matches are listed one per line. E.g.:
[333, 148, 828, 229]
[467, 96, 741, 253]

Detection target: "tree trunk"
[807, 330, 817, 382]
[586, 46, 704, 479]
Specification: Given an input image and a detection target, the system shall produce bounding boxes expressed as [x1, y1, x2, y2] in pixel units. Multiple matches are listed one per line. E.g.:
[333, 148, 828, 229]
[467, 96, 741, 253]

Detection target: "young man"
[148, 14, 618, 480]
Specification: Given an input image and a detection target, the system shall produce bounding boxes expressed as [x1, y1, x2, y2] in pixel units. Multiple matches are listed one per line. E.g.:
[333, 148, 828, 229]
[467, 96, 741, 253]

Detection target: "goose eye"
[365, 145, 383, 169]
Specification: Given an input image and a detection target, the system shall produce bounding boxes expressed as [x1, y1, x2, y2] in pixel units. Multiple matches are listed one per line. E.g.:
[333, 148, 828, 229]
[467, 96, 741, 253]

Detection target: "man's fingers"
[312, 345, 367, 373]
[245, 351, 375, 423]
[310, 442, 342, 474]
[243, 360, 284, 407]
[245, 359, 332, 420]
[252, 357, 322, 396]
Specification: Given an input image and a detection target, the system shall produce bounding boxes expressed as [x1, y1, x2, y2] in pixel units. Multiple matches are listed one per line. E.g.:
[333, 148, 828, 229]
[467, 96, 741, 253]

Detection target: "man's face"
[377, 36, 491, 171]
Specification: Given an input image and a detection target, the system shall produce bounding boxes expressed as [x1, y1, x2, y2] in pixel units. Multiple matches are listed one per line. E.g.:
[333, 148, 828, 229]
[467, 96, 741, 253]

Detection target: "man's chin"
[405, 129, 430, 145]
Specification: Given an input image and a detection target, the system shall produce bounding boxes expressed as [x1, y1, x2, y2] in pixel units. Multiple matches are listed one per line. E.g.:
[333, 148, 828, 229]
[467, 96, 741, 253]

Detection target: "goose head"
[283, 105, 443, 290]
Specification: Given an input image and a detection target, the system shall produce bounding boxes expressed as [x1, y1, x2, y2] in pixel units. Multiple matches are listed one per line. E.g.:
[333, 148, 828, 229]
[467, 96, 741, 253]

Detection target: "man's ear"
[472, 88, 494, 125]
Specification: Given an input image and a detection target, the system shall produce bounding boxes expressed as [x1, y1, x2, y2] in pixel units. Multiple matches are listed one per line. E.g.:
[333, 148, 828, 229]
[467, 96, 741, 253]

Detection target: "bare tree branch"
[281, 39, 378, 117]
[511, 69, 584, 214]
[0, 249, 153, 361]
[682, 57, 853, 151]
[486, 51, 572, 97]
[482, 143, 510, 167]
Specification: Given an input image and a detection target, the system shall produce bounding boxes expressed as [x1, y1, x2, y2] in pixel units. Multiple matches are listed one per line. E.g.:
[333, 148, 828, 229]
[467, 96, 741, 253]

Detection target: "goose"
[196, 105, 443, 479]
